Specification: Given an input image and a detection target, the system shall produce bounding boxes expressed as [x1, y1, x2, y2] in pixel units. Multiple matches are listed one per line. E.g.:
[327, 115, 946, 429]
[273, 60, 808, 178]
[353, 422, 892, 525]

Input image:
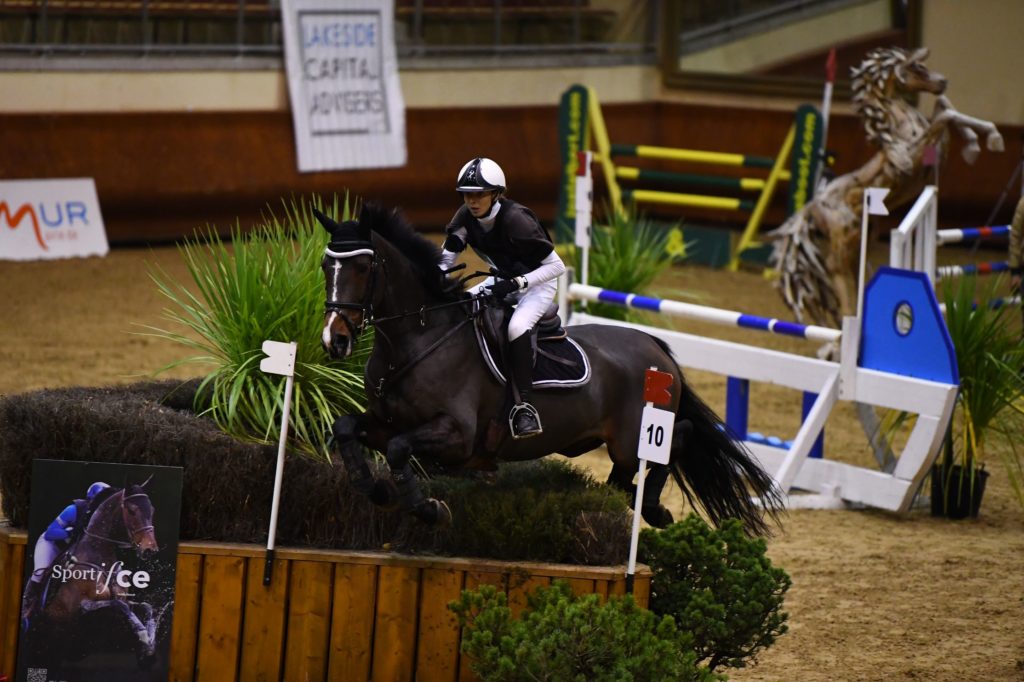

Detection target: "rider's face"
[462, 191, 497, 218]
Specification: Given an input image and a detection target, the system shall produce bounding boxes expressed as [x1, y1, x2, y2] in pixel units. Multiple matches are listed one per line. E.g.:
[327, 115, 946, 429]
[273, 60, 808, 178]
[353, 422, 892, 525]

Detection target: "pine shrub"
[640, 514, 791, 671]
[450, 581, 719, 682]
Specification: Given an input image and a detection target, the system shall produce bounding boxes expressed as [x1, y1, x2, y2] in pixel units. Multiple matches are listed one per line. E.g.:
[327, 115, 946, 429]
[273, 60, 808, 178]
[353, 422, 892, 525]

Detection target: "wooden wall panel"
[3, 106, 1016, 245]
[414, 566, 464, 682]
[0, 538, 24, 676]
[195, 554, 245, 681]
[169, 553, 203, 682]
[238, 557, 288, 682]
[372, 565, 421, 682]
[283, 560, 333, 682]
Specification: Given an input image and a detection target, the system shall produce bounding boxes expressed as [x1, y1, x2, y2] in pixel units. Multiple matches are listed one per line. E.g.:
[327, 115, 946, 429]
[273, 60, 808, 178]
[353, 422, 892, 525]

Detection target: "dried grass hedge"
[0, 380, 630, 565]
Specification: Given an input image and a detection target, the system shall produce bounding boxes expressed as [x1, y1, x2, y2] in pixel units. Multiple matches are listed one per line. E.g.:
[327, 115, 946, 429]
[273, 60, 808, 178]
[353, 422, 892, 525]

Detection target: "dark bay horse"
[34, 483, 162, 665]
[318, 204, 783, 535]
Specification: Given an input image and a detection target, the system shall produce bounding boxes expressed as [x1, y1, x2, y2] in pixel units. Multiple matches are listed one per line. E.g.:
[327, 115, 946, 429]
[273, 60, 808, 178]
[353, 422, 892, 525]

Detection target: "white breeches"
[32, 536, 59, 581]
[471, 276, 558, 341]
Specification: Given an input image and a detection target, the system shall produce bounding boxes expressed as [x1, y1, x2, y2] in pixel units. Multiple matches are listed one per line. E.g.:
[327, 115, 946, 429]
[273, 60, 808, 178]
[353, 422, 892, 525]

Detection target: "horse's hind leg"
[606, 462, 674, 529]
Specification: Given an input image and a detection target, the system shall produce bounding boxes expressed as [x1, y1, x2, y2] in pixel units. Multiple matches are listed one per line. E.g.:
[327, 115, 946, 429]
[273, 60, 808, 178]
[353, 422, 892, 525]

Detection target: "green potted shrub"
[560, 205, 677, 321]
[935, 274, 1024, 518]
[145, 194, 369, 457]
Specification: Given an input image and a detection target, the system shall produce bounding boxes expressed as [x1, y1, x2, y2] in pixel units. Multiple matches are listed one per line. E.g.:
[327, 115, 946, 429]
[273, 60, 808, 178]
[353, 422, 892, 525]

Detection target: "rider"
[439, 157, 566, 439]
[21, 481, 110, 625]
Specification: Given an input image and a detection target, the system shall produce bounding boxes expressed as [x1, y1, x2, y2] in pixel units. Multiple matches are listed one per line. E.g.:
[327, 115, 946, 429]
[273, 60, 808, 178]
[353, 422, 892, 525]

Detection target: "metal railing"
[0, 0, 658, 68]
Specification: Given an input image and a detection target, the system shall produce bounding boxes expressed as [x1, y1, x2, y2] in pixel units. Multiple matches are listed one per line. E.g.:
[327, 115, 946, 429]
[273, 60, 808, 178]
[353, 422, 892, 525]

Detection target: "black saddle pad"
[474, 303, 591, 389]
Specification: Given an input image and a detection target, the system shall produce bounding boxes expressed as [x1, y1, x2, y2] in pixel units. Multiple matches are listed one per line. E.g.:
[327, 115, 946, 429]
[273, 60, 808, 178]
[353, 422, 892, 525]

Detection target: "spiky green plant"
[144, 194, 369, 458]
[940, 274, 1024, 509]
[562, 205, 675, 321]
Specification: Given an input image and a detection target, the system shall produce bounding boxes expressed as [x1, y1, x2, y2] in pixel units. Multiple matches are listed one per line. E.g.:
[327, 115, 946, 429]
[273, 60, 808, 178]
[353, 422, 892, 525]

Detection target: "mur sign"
[0, 178, 108, 261]
[282, 0, 406, 172]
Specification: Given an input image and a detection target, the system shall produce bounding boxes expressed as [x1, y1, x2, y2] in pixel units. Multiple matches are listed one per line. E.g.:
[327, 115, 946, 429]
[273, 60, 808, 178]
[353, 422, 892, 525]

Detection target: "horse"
[771, 46, 1003, 334]
[29, 482, 163, 667]
[317, 203, 784, 536]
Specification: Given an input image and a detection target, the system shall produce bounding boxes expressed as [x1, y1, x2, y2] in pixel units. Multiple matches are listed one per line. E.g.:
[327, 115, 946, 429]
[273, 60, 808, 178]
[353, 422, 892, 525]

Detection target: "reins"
[83, 490, 153, 550]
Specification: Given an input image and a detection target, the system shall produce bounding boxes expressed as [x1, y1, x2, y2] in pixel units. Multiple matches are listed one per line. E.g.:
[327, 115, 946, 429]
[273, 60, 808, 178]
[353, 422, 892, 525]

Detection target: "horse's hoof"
[641, 504, 674, 529]
[987, 131, 1005, 152]
[432, 500, 452, 527]
[369, 479, 400, 511]
[137, 652, 157, 670]
[412, 498, 452, 527]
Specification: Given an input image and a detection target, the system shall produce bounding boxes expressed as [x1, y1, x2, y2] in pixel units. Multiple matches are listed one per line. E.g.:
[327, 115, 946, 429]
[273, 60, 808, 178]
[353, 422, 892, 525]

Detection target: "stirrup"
[509, 402, 542, 439]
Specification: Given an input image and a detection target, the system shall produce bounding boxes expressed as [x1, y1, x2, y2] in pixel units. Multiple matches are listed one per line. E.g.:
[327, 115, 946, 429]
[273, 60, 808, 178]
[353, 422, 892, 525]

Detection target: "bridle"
[83, 489, 155, 550]
[324, 244, 380, 337]
[322, 244, 493, 398]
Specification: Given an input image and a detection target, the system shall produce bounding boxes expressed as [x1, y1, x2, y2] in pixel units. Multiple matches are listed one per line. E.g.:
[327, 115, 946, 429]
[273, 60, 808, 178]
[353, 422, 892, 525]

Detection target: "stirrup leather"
[509, 402, 542, 439]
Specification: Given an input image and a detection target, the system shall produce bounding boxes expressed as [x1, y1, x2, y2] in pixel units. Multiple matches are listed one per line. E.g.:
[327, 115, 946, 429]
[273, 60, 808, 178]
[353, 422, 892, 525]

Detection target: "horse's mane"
[850, 46, 917, 148]
[360, 204, 461, 302]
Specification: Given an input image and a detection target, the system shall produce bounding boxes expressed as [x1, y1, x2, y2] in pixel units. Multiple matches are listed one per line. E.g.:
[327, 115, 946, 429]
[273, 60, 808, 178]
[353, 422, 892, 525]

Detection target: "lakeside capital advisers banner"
[281, 0, 407, 172]
[17, 460, 183, 682]
[0, 178, 108, 261]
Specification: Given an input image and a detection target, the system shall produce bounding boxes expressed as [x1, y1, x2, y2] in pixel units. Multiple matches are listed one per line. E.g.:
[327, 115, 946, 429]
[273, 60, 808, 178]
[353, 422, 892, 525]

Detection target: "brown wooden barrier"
[0, 525, 650, 681]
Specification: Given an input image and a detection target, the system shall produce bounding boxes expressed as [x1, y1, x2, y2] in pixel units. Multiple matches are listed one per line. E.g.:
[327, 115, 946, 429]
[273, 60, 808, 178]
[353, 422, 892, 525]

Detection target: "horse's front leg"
[385, 415, 463, 526]
[332, 413, 399, 509]
[932, 95, 1004, 162]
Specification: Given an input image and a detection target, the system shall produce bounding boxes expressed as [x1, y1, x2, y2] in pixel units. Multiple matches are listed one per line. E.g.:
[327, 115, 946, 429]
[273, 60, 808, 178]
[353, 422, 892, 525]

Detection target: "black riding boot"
[508, 335, 542, 439]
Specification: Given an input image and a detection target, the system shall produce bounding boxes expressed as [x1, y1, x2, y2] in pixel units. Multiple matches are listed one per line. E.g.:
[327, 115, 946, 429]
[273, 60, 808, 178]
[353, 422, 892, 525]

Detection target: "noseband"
[324, 245, 379, 335]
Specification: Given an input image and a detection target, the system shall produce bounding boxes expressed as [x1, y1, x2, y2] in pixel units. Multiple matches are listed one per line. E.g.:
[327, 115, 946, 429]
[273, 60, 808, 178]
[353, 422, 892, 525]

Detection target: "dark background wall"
[2, 102, 1019, 244]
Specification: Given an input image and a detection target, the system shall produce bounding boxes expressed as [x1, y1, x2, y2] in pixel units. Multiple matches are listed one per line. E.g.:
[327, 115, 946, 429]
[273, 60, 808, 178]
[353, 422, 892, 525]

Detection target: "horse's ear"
[358, 203, 388, 237]
[312, 206, 340, 235]
[910, 46, 929, 62]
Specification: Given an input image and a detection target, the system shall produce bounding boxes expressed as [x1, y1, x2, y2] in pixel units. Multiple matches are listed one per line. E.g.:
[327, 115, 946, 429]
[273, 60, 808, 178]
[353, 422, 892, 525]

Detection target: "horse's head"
[854, 47, 947, 100]
[120, 483, 158, 558]
[894, 47, 946, 95]
[314, 205, 378, 359]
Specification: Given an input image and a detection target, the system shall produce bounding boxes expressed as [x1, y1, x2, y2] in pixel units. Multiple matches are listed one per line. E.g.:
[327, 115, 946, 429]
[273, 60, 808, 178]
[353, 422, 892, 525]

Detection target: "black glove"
[487, 277, 521, 299]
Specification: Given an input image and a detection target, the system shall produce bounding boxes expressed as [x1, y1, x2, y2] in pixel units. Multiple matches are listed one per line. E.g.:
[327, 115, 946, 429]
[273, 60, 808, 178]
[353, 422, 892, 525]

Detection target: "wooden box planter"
[0, 526, 650, 681]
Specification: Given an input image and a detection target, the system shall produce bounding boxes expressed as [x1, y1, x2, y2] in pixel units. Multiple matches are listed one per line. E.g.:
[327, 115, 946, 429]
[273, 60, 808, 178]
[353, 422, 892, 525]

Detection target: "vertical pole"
[264, 372, 294, 585]
[625, 451, 648, 595]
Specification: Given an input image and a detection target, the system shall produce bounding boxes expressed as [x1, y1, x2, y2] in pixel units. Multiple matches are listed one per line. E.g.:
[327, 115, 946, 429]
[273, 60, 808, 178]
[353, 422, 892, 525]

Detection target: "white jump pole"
[259, 340, 298, 586]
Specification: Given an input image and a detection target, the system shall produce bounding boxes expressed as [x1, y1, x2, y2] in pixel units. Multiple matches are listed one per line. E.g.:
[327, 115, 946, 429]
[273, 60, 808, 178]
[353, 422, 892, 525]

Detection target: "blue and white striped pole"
[567, 283, 841, 344]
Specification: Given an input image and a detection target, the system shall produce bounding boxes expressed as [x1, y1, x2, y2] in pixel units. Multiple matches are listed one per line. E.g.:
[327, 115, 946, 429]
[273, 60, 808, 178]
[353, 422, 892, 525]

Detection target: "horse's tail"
[649, 336, 785, 536]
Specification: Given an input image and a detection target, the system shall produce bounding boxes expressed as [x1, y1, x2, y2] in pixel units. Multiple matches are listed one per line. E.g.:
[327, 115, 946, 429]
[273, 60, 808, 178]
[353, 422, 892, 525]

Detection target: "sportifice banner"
[17, 459, 183, 681]
[0, 178, 108, 261]
[281, 0, 407, 172]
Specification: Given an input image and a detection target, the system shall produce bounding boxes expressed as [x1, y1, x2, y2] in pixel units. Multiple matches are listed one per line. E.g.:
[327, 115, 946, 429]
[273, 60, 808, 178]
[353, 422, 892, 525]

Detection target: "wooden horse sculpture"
[771, 46, 1003, 332]
[318, 204, 784, 535]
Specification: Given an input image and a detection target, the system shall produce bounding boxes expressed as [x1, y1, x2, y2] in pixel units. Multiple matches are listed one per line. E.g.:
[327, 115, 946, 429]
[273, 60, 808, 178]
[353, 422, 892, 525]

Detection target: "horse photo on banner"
[16, 460, 183, 682]
[281, 0, 406, 172]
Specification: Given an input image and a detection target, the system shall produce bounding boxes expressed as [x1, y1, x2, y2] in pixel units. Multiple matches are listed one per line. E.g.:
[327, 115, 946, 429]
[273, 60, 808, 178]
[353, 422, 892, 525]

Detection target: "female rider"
[439, 157, 566, 440]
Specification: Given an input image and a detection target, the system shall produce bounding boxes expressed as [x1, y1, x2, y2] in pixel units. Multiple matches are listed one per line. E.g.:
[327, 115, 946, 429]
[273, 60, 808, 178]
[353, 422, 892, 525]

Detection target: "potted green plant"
[145, 194, 369, 457]
[559, 205, 677, 321]
[934, 274, 1024, 518]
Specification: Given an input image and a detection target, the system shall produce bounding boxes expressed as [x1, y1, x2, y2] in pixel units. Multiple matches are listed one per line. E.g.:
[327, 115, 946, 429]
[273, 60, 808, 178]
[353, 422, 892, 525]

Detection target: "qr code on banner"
[26, 668, 47, 682]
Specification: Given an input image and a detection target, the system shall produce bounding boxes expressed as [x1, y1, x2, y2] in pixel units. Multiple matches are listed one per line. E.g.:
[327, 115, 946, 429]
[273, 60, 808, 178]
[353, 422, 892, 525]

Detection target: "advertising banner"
[0, 178, 109, 261]
[281, 0, 406, 172]
[17, 460, 183, 682]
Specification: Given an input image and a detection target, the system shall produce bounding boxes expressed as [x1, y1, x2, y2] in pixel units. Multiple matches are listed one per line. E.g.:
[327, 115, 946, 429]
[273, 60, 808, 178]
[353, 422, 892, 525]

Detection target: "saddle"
[473, 299, 591, 389]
